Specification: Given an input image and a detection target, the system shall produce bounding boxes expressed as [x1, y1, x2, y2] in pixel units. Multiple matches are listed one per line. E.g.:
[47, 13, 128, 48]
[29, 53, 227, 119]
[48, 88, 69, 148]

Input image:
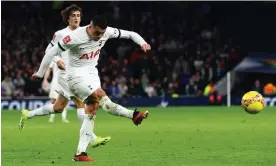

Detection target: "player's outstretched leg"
[95, 89, 149, 126]
[18, 104, 55, 131]
[132, 109, 149, 126]
[18, 109, 29, 131]
[18, 95, 68, 131]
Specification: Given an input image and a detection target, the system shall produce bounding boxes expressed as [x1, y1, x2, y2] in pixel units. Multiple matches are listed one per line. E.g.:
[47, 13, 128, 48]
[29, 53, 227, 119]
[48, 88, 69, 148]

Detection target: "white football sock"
[77, 108, 85, 123]
[99, 96, 134, 119]
[49, 114, 55, 120]
[27, 104, 55, 118]
[77, 108, 97, 142]
[61, 108, 67, 120]
[76, 114, 95, 155]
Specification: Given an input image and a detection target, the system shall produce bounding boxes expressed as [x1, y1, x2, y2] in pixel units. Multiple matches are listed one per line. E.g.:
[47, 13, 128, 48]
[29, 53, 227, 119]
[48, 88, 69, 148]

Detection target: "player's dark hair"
[61, 4, 83, 24]
[91, 15, 107, 29]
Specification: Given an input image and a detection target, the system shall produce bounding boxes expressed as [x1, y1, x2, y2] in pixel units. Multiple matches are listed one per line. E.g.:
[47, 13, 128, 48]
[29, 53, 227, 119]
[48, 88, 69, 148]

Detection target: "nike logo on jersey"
[79, 46, 95, 50]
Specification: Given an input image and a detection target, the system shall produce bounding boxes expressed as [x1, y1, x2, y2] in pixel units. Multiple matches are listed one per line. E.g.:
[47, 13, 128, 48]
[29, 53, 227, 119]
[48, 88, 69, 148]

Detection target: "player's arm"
[45, 32, 63, 53]
[33, 34, 76, 78]
[46, 42, 62, 65]
[53, 55, 65, 70]
[46, 32, 65, 70]
[43, 67, 52, 83]
[107, 27, 151, 52]
[44, 61, 54, 81]
[42, 62, 53, 90]
[33, 44, 62, 78]
[43, 58, 64, 91]
[42, 33, 58, 87]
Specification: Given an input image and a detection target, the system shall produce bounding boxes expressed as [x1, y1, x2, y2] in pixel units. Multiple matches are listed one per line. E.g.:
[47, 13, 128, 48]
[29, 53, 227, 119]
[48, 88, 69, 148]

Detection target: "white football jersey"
[36, 24, 146, 78]
[46, 26, 78, 76]
[57, 26, 123, 75]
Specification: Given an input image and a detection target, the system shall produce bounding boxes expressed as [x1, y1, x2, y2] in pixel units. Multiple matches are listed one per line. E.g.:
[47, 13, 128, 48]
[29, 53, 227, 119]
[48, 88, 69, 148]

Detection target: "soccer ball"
[241, 91, 264, 114]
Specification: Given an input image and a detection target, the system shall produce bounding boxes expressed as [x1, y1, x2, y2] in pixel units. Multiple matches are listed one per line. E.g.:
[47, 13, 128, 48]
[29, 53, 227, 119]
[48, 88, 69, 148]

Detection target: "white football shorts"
[56, 74, 75, 100]
[67, 72, 101, 101]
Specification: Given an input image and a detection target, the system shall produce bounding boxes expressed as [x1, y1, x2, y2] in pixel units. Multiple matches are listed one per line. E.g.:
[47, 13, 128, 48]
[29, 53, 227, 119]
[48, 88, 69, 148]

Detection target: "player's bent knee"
[53, 104, 64, 113]
[84, 89, 105, 105]
[94, 89, 106, 99]
[84, 95, 99, 105]
[85, 103, 99, 115]
[50, 99, 56, 104]
[53, 94, 68, 112]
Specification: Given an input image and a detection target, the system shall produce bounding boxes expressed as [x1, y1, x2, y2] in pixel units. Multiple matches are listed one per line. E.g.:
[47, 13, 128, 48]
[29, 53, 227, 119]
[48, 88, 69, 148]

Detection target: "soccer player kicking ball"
[30, 15, 150, 162]
[19, 4, 111, 148]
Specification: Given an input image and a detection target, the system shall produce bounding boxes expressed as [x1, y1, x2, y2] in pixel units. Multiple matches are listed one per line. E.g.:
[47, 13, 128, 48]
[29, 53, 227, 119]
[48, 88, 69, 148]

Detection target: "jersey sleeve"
[105, 27, 121, 39]
[48, 61, 55, 69]
[51, 31, 64, 46]
[36, 44, 62, 77]
[57, 32, 79, 51]
[52, 55, 62, 63]
[45, 43, 52, 54]
[106, 26, 146, 46]
[45, 31, 64, 53]
[38, 32, 78, 77]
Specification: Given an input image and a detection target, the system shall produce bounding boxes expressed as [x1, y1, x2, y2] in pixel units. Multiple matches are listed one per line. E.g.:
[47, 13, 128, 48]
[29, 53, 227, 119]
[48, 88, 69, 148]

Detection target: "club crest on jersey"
[63, 35, 71, 44]
[99, 40, 106, 46]
[114, 29, 118, 35]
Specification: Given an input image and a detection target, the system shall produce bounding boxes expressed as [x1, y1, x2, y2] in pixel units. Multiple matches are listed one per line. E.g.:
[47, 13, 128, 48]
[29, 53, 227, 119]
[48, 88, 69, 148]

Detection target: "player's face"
[68, 11, 81, 29]
[90, 26, 106, 41]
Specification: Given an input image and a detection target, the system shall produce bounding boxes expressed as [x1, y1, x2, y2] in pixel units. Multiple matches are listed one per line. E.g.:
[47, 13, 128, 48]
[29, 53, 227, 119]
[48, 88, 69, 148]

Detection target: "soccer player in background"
[19, 4, 111, 148]
[30, 15, 151, 162]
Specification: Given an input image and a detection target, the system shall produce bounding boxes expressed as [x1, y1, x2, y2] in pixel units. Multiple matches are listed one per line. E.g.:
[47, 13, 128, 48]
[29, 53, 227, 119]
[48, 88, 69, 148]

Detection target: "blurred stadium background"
[1, 1, 276, 166]
[1, 1, 276, 109]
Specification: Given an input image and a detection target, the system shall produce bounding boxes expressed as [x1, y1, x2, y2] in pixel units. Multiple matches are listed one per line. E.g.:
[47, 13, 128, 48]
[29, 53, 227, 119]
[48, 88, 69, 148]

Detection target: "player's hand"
[42, 80, 49, 89]
[56, 60, 65, 70]
[32, 73, 42, 79]
[141, 43, 151, 53]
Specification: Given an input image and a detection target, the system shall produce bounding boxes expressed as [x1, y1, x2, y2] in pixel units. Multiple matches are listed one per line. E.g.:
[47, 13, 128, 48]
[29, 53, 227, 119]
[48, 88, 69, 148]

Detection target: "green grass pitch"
[2, 107, 276, 166]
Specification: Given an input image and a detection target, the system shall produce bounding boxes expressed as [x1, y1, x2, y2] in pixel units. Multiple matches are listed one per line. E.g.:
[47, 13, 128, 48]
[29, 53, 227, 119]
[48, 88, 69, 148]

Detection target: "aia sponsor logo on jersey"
[63, 35, 71, 45]
[79, 49, 101, 60]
